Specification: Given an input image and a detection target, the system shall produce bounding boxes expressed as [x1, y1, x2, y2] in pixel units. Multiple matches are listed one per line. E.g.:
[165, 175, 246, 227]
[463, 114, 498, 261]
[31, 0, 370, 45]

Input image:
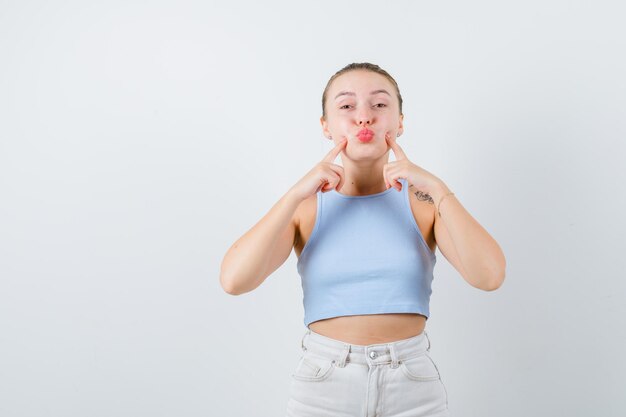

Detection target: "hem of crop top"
[305, 303, 430, 328]
[297, 178, 436, 263]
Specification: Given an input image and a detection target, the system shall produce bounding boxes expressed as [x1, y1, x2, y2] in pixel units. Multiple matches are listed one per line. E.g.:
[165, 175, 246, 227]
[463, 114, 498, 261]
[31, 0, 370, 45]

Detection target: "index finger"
[322, 138, 348, 163]
[386, 135, 407, 160]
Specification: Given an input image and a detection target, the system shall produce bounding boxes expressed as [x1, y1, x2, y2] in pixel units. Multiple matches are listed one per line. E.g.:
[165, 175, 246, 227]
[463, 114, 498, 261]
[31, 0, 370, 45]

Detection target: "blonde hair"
[321, 62, 403, 120]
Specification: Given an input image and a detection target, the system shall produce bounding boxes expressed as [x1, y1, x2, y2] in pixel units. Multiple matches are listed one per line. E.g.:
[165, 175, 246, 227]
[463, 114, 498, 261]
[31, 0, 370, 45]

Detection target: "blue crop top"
[296, 178, 437, 328]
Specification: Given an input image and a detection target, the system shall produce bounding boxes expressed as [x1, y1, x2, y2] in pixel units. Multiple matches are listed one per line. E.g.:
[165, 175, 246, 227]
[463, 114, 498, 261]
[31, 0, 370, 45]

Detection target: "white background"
[1, 1, 625, 416]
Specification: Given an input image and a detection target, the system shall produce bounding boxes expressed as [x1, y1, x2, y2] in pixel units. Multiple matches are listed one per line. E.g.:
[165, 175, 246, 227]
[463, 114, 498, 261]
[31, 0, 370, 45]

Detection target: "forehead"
[329, 70, 394, 97]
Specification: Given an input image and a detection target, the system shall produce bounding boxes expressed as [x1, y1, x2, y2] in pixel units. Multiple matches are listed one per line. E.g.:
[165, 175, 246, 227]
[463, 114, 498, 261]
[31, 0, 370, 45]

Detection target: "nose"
[357, 107, 373, 126]
[357, 114, 372, 126]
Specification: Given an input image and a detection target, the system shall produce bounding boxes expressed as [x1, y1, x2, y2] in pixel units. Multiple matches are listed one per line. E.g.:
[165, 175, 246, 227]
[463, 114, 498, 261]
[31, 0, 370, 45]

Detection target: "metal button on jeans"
[369, 351, 377, 359]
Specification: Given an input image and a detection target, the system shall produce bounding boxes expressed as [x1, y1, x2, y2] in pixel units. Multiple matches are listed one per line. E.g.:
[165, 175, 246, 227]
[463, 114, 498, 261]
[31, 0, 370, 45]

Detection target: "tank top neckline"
[330, 179, 405, 199]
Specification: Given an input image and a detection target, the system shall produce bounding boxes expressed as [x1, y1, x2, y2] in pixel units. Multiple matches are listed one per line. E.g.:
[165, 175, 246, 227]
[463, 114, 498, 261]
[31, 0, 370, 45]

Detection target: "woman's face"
[321, 70, 404, 161]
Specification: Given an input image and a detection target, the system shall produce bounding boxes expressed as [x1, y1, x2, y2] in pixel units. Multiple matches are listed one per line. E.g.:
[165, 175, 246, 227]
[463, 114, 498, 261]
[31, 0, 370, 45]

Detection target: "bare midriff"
[308, 312, 427, 345]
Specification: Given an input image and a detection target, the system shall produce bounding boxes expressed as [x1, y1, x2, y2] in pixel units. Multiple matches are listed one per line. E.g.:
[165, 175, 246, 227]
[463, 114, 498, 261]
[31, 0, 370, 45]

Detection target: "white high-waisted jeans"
[286, 328, 451, 417]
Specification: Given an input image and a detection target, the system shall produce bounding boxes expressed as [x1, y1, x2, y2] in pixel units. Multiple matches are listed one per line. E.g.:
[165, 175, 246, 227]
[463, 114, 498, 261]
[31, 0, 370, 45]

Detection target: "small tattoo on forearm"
[409, 185, 434, 204]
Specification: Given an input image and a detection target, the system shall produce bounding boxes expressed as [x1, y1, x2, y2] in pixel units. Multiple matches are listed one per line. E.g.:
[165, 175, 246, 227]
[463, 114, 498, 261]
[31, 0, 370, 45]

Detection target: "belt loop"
[336, 344, 350, 368]
[389, 343, 400, 368]
[301, 329, 310, 352]
[424, 330, 431, 352]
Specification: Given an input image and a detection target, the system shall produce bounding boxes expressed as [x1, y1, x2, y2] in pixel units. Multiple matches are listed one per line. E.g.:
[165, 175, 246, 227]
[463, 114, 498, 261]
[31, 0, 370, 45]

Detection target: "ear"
[397, 114, 404, 137]
[320, 116, 330, 138]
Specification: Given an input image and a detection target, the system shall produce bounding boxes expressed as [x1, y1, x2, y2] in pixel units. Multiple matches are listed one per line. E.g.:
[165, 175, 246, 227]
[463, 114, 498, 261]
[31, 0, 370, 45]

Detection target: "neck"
[338, 152, 391, 196]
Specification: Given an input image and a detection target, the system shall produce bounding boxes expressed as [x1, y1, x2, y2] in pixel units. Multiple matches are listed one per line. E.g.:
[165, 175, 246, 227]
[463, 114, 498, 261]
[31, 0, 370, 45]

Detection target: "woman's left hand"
[383, 134, 442, 194]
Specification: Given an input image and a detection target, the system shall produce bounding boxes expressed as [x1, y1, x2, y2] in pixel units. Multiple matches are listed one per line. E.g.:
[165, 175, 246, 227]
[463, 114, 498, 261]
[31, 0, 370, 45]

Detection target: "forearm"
[219, 188, 302, 294]
[430, 181, 506, 290]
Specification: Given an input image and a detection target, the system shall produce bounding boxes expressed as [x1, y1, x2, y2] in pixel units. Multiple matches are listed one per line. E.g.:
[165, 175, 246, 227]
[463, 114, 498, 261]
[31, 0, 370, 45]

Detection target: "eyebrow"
[334, 89, 391, 100]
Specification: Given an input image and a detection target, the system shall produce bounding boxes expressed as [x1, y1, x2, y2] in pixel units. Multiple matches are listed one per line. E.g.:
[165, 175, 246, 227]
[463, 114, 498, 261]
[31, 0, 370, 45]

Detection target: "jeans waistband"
[300, 328, 432, 369]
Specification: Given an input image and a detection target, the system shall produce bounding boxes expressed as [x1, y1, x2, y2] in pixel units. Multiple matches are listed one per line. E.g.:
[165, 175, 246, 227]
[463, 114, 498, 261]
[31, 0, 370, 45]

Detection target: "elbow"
[220, 257, 265, 296]
[482, 254, 506, 291]
[220, 278, 238, 295]
[221, 280, 242, 296]
[484, 269, 506, 291]
[222, 282, 241, 296]
[220, 254, 247, 295]
[484, 279, 502, 291]
[220, 271, 258, 296]
[219, 268, 242, 296]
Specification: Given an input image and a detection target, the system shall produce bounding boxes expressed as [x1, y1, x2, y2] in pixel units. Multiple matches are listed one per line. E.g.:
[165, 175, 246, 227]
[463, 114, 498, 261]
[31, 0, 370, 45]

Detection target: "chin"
[344, 144, 387, 160]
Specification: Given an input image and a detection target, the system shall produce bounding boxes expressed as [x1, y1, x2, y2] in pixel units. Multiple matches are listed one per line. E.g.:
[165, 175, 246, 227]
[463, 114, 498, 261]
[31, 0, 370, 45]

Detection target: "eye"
[339, 104, 353, 110]
[375, 103, 387, 108]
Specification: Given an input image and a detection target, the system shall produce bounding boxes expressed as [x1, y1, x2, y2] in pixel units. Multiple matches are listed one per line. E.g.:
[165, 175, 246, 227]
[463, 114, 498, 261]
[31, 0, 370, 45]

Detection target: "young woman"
[220, 62, 506, 416]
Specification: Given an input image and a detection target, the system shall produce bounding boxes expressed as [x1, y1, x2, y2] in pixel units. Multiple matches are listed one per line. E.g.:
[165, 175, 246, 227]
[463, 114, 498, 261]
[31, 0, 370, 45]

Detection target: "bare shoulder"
[293, 192, 318, 257]
[406, 184, 437, 254]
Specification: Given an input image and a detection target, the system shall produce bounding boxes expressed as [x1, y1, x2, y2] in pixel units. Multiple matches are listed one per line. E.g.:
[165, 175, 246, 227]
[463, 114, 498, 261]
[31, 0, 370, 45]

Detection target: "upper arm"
[433, 207, 470, 281]
[258, 210, 298, 281]
[408, 185, 469, 281]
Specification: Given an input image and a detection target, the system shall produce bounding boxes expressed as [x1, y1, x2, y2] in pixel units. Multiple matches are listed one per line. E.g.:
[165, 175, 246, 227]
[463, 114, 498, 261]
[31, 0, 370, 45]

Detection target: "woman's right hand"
[289, 138, 348, 201]
[220, 138, 347, 295]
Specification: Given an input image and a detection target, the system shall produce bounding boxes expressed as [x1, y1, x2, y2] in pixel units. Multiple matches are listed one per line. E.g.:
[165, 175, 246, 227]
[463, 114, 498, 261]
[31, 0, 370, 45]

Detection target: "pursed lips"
[356, 128, 375, 142]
